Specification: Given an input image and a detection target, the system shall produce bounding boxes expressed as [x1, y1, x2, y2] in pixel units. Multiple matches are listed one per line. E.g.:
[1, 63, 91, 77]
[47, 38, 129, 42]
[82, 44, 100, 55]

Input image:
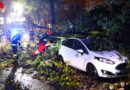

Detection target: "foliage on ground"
[0, 40, 129, 89]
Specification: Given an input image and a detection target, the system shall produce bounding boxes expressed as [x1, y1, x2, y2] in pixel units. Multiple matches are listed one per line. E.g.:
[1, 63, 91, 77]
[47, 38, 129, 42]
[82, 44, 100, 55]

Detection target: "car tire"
[58, 55, 65, 65]
[87, 63, 99, 79]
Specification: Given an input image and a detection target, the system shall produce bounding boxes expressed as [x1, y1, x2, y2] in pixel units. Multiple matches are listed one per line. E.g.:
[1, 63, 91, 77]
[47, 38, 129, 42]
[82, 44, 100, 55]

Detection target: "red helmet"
[47, 30, 52, 35]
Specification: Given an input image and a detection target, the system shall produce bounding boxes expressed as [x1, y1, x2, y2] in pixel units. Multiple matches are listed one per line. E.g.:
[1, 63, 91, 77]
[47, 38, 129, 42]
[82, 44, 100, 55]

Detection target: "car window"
[81, 39, 95, 50]
[62, 39, 74, 48]
[73, 40, 88, 54]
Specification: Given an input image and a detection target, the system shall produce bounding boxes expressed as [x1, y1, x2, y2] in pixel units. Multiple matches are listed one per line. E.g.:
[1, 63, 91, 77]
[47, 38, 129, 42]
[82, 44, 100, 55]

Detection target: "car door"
[72, 39, 90, 71]
[61, 39, 75, 64]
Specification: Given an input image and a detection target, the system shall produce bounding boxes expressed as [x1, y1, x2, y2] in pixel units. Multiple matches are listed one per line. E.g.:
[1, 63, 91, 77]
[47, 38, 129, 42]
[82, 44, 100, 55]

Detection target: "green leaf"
[88, 31, 102, 35]
[104, 0, 110, 4]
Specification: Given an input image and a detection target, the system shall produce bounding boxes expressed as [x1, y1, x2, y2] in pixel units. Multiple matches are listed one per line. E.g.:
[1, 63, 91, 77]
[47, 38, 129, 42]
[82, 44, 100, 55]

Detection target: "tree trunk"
[49, 0, 55, 25]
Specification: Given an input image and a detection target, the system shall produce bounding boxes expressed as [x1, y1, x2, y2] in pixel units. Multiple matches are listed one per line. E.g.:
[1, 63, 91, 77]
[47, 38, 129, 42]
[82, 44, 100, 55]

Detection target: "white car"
[58, 38, 128, 78]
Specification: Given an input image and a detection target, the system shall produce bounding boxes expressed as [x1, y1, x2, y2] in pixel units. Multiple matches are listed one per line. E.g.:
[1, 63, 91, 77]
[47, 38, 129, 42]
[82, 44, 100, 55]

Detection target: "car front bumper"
[100, 69, 128, 78]
[95, 62, 128, 78]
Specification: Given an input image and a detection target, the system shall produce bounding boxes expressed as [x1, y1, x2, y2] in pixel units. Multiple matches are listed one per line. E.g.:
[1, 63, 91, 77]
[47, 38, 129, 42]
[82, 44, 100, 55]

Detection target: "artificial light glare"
[23, 34, 29, 39]
[13, 3, 23, 15]
[11, 31, 18, 38]
[7, 17, 25, 23]
[0, 17, 4, 24]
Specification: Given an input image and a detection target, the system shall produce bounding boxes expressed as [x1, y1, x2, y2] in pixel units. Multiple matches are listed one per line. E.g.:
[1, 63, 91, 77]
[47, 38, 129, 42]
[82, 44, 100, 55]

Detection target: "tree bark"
[49, 0, 55, 25]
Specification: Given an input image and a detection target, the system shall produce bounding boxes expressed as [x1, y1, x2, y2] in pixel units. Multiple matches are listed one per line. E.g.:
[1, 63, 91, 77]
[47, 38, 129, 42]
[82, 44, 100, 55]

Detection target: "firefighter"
[11, 33, 23, 58]
[29, 30, 34, 41]
[33, 30, 52, 55]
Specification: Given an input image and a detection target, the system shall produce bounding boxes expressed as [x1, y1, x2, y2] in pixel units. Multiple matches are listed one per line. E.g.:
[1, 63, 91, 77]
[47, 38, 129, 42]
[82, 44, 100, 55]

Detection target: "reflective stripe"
[46, 43, 50, 46]
[11, 44, 17, 46]
[18, 40, 21, 43]
[39, 35, 43, 38]
[44, 39, 47, 41]
[20, 45, 22, 47]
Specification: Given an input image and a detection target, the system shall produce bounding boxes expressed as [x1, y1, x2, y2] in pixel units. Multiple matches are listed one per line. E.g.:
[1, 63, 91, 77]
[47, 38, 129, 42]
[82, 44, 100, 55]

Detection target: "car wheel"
[58, 55, 65, 65]
[87, 64, 99, 79]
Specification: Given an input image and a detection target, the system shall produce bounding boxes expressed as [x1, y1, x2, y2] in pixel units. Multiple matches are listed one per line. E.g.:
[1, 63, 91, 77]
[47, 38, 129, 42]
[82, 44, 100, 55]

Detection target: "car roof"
[61, 38, 84, 43]
[66, 38, 82, 41]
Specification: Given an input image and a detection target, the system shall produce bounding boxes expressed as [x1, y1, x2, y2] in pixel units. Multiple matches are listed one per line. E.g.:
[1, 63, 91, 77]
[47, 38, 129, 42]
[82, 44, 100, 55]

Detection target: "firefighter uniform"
[33, 30, 52, 55]
[11, 34, 23, 55]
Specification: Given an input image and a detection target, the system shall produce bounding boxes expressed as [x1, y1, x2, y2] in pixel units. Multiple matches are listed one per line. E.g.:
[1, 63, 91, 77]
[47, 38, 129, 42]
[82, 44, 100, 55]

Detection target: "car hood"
[92, 50, 128, 63]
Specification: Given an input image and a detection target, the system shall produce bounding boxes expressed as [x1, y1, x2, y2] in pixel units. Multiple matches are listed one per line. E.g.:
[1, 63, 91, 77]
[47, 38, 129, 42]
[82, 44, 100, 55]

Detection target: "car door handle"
[75, 54, 79, 57]
[77, 51, 84, 55]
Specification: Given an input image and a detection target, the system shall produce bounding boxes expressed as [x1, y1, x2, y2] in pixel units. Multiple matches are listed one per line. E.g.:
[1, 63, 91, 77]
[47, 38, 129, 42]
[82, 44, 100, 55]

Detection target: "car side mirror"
[76, 49, 84, 55]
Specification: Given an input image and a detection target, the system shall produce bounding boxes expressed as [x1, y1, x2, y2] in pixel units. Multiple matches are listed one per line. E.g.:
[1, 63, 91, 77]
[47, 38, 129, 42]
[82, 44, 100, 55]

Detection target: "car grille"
[116, 70, 128, 75]
[116, 63, 127, 70]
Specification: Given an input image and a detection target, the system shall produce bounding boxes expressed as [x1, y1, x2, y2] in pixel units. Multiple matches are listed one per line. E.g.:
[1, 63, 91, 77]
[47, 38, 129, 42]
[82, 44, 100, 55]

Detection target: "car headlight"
[95, 57, 115, 65]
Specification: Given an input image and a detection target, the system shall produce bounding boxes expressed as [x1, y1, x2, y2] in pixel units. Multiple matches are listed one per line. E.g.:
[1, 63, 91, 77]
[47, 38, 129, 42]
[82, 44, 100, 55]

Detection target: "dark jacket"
[39, 33, 50, 44]
[11, 34, 22, 48]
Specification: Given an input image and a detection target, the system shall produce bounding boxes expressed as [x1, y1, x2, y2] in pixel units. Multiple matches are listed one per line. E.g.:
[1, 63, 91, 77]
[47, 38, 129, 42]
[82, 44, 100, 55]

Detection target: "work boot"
[12, 60, 19, 68]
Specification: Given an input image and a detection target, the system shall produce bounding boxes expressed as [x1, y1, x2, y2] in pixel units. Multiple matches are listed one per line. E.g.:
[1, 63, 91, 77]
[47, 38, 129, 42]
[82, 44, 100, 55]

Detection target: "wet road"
[0, 68, 11, 89]
[0, 67, 60, 90]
